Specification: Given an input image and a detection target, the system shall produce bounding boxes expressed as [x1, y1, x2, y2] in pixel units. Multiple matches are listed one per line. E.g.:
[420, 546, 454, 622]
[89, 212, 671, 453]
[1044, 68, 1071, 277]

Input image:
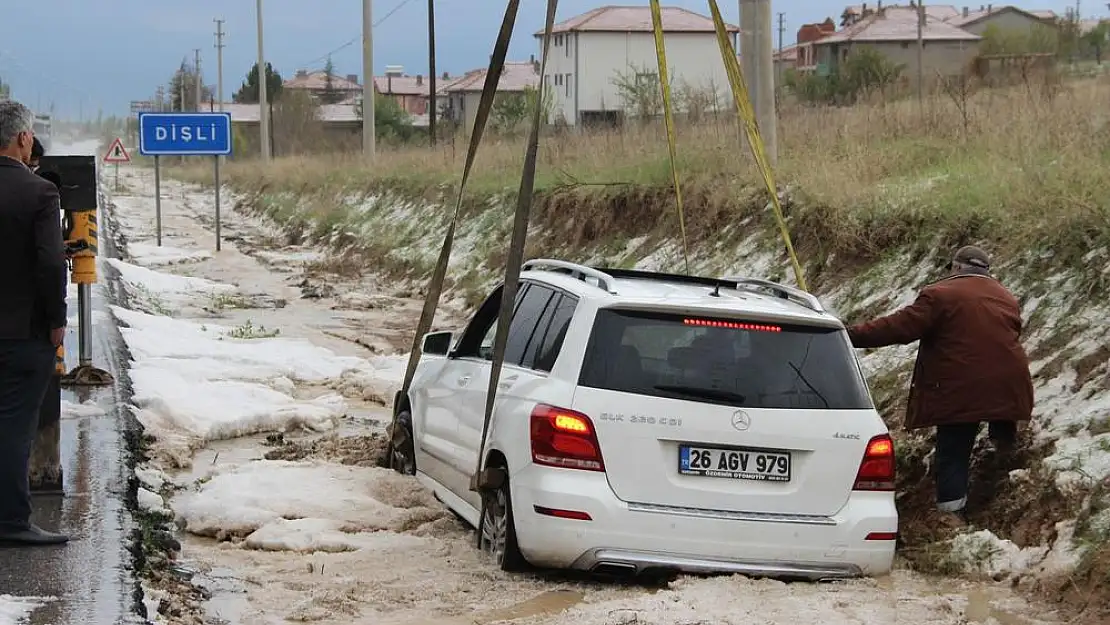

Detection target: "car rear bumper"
[511, 466, 896, 579]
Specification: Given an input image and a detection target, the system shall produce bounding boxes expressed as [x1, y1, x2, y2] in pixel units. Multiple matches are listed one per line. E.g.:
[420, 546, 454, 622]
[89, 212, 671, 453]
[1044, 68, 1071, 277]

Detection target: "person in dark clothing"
[29, 135, 44, 172]
[846, 245, 1034, 529]
[0, 100, 69, 546]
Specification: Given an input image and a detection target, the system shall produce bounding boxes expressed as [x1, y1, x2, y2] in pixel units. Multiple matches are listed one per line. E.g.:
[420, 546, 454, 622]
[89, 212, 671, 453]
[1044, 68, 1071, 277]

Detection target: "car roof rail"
[522, 259, 618, 294]
[720, 276, 825, 313]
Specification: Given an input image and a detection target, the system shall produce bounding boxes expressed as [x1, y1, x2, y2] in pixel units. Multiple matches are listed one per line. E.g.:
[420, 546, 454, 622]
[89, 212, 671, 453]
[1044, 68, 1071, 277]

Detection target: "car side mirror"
[421, 331, 453, 356]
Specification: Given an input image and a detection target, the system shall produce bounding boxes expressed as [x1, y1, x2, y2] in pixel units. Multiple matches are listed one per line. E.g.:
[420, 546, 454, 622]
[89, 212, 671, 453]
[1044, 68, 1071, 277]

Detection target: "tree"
[354, 92, 416, 142]
[1081, 21, 1110, 64]
[168, 60, 214, 111]
[320, 56, 345, 104]
[233, 62, 283, 104]
[0, 74, 9, 100]
[612, 62, 673, 119]
[788, 48, 903, 105]
[490, 86, 552, 134]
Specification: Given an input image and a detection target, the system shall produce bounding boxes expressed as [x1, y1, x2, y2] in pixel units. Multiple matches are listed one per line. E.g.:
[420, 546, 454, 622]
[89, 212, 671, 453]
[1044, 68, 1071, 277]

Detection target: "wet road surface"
[0, 201, 141, 624]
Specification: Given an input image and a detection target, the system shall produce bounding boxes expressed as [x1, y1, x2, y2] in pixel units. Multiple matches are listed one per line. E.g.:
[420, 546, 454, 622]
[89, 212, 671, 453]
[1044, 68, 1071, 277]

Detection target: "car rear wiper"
[654, 384, 747, 403]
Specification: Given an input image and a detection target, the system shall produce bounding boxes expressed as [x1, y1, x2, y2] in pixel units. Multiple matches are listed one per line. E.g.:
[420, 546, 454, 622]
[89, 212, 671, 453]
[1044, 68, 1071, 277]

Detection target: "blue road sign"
[138, 112, 233, 156]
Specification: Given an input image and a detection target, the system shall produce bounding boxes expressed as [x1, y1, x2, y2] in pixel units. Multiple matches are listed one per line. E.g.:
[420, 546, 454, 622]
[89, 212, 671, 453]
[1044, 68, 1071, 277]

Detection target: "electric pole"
[214, 19, 225, 112]
[916, 2, 925, 113]
[257, 0, 272, 161]
[194, 48, 202, 111]
[739, 0, 778, 165]
[363, 0, 376, 158]
[776, 12, 785, 97]
[428, 0, 437, 146]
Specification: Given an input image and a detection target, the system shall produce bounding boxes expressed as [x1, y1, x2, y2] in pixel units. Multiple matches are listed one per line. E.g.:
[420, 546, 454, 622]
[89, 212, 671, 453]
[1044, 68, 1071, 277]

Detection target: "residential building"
[283, 69, 362, 102]
[532, 5, 740, 126]
[795, 18, 838, 72]
[773, 44, 798, 74]
[840, 3, 961, 27]
[373, 69, 452, 118]
[439, 61, 540, 134]
[814, 7, 981, 77]
[944, 5, 1058, 36]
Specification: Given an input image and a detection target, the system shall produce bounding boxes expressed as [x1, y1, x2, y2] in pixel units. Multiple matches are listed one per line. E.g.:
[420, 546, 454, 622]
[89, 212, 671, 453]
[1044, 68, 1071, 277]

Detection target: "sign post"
[137, 112, 233, 249]
[102, 137, 131, 191]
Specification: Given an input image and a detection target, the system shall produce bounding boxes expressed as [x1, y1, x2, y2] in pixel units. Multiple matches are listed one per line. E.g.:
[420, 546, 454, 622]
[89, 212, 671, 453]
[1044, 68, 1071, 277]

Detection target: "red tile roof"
[440, 61, 539, 94]
[535, 5, 739, 35]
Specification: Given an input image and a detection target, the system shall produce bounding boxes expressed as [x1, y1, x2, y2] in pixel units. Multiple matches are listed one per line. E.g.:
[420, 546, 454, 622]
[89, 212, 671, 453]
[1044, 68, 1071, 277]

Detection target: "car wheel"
[389, 411, 416, 476]
[478, 473, 528, 572]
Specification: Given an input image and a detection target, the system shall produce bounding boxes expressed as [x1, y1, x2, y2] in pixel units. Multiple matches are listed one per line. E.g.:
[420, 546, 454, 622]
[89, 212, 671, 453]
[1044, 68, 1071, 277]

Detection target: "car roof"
[520, 267, 836, 325]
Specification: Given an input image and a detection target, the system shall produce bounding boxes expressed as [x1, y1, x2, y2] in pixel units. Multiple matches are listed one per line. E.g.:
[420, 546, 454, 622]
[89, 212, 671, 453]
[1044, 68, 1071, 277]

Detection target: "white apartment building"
[534, 5, 740, 126]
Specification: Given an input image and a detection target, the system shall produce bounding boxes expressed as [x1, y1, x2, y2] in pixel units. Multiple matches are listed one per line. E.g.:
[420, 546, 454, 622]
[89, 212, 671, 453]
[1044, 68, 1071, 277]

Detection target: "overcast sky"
[3, 1, 1102, 119]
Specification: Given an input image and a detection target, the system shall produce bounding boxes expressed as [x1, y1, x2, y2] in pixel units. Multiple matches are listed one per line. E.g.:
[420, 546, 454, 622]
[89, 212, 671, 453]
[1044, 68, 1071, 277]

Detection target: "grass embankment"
[172, 77, 1110, 621]
[176, 78, 1110, 289]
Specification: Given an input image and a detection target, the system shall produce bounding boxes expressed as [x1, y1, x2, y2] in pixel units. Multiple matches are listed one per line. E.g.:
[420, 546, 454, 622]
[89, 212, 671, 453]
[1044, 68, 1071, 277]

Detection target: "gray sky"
[3, 1, 1101, 119]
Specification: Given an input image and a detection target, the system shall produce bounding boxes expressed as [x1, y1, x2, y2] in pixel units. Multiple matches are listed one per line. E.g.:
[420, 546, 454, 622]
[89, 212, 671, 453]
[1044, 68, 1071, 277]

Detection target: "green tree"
[320, 56, 345, 104]
[0, 74, 9, 99]
[355, 92, 416, 142]
[168, 60, 213, 111]
[490, 86, 552, 134]
[980, 23, 1059, 55]
[233, 62, 283, 104]
[789, 47, 903, 105]
[1081, 21, 1109, 64]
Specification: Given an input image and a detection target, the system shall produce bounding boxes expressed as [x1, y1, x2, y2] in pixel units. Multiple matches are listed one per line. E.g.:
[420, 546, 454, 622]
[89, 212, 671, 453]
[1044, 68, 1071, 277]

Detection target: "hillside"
[171, 78, 1110, 621]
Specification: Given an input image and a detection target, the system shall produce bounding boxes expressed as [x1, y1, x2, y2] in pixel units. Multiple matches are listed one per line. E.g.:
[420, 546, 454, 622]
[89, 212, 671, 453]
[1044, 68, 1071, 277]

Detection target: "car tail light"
[530, 404, 605, 472]
[853, 434, 895, 491]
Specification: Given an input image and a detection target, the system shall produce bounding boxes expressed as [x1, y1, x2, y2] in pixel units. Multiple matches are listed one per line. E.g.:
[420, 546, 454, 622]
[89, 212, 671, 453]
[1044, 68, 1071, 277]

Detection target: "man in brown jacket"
[847, 246, 1034, 527]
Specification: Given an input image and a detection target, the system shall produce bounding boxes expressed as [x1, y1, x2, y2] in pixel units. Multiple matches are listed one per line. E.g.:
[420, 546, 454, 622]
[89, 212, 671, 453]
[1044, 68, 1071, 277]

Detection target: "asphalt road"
[0, 190, 141, 624]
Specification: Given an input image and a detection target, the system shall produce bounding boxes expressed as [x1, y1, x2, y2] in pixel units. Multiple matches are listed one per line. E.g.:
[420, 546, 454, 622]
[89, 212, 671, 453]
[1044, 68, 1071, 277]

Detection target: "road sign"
[103, 138, 130, 163]
[137, 112, 233, 156]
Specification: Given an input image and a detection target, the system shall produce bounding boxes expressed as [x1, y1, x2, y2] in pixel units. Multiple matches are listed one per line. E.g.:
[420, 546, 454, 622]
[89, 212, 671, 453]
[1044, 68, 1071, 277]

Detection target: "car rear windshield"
[578, 309, 872, 410]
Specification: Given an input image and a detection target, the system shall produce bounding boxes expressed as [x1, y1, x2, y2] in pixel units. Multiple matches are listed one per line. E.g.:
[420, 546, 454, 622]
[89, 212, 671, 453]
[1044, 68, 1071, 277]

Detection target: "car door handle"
[457, 375, 471, 386]
[498, 374, 518, 389]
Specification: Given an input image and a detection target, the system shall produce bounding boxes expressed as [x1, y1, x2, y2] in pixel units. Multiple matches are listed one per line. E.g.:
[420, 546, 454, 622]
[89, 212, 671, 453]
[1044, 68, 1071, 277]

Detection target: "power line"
[296, 0, 417, 70]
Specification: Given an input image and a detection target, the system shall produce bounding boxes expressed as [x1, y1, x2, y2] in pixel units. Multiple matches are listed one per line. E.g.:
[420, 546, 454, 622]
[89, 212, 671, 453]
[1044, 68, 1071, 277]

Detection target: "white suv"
[388, 260, 897, 579]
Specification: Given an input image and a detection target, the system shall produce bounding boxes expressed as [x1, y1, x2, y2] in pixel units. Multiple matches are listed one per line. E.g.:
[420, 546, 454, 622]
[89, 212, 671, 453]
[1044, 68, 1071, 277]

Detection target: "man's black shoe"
[0, 525, 69, 546]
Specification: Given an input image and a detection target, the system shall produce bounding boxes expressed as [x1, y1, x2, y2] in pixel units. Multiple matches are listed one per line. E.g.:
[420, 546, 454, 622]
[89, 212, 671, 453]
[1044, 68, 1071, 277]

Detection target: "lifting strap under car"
[470, 0, 561, 491]
[398, 0, 524, 400]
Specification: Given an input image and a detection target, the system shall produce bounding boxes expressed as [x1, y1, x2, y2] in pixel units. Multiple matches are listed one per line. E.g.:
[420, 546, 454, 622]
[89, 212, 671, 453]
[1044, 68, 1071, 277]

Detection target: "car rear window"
[578, 309, 872, 410]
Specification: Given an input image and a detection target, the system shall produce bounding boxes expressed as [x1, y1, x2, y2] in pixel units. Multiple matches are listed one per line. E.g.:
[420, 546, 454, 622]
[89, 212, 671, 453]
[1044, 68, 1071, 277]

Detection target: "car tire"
[389, 411, 416, 476]
[478, 472, 528, 572]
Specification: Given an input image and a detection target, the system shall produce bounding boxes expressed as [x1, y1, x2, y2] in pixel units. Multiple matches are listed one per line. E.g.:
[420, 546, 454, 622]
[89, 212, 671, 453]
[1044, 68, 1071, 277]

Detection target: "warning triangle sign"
[103, 138, 131, 163]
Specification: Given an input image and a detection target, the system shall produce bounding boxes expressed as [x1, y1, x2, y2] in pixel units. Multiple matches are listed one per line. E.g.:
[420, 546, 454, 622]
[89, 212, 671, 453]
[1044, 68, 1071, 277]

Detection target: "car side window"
[531, 294, 577, 372]
[503, 284, 556, 366]
[454, 284, 525, 359]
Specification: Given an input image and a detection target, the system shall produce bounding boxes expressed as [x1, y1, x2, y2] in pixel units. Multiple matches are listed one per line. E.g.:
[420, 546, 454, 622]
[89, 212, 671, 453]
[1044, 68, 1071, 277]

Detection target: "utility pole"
[916, 2, 925, 113]
[256, 0, 272, 161]
[428, 0, 437, 146]
[194, 48, 202, 111]
[776, 12, 785, 98]
[214, 19, 225, 112]
[363, 0, 376, 158]
[739, 0, 778, 165]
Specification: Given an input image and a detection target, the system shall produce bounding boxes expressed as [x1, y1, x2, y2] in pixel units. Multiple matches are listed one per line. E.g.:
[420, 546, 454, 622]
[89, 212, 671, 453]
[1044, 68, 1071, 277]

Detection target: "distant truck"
[33, 113, 52, 153]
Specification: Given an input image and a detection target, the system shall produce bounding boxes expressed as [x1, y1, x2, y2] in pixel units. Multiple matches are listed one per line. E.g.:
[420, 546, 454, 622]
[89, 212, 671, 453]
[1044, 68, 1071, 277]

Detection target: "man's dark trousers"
[0, 338, 57, 531]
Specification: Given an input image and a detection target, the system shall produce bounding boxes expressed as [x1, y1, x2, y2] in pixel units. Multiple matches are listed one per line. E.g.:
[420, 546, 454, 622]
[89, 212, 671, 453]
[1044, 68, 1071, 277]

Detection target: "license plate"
[678, 445, 791, 482]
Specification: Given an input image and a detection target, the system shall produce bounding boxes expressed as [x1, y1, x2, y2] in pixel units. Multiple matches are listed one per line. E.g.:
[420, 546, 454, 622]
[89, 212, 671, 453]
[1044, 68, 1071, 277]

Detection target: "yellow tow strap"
[706, 0, 808, 291]
[649, 0, 691, 274]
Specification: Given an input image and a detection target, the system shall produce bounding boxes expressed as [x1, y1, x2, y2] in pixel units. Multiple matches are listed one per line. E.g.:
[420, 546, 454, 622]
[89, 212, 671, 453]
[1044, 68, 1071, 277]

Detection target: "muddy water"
[965, 589, 1035, 625]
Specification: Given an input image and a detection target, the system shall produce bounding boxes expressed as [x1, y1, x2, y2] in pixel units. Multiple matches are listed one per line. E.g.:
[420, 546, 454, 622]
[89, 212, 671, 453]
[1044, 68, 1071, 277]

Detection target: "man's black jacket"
[0, 157, 66, 339]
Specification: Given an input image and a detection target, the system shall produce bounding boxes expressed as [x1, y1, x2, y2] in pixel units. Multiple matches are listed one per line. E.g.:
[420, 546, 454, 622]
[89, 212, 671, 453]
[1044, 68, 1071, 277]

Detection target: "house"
[218, 102, 362, 156]
[773, 44, 798, 74]
[283, 69, 362, 102]
[944, 5, 1058, 36]
[795, 18, 838, 72]
[439, 61, 540, 133]
[373, 69, 452, 117]
[840, 3, 961, 27]
[532, 5, 740, 126]
[814, 7, 981, 78]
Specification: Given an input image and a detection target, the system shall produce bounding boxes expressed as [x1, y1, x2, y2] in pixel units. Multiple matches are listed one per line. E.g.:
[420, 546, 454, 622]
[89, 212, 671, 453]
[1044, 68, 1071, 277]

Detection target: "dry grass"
[173, 77, 1110, 273]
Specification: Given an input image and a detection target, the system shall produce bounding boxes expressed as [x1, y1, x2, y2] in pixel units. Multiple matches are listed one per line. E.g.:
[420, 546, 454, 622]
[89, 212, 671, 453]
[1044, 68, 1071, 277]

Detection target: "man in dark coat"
[0, 100, 69, 546]
[846, 245, 1034, 528]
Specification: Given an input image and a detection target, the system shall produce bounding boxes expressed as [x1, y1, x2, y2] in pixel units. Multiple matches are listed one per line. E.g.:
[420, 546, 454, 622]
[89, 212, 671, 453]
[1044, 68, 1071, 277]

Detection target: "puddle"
[966, 589, 1033, 625]
[475, 589, 585, 623]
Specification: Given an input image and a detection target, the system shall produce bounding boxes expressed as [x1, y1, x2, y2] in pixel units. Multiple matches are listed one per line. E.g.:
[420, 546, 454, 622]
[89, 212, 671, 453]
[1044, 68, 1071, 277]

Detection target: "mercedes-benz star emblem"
[731, 410, 751, 431]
